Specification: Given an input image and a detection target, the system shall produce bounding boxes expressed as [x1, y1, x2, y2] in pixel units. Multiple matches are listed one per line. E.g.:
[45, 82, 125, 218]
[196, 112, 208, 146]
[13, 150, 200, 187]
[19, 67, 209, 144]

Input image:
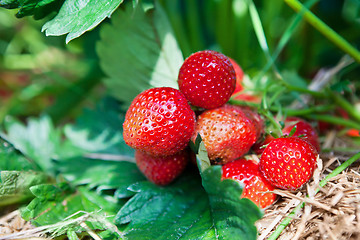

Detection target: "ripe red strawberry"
[136, 150, 189, 185]
[347, 128, 360, 137]
[283, 117, 320, 152]
[123, 87, 196, 156]
[252, 117, 320, 155]
[235, 106, 264, 140]
[222, 158, 277, 208]
[178, 50, 236, 109]
[192, 104, 257, 165]
[259, 136, 318, 191]
[229, 58, 244, 90]
[252, 134, 274, 155]
[229, 58, 261, 103]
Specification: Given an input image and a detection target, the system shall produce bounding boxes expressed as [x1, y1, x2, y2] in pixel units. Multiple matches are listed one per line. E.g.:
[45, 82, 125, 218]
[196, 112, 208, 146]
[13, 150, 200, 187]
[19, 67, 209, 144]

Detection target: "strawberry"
[229, 58, 244, 90]
[253, 116, 320, 154]
[252, 134, 274, 155]
[136, 150, 189, 185]
[178, 50, 236, 109]
[236, 106, 264, 140]
[347, 128, 360, 137]
[229, 58, 261, 103]
[259, 136, 318, 191]
[123, 87, 196, 156]
[283, 117, 320, 152]
[192, 104, 257, 165]
[222, 158, 277, 208]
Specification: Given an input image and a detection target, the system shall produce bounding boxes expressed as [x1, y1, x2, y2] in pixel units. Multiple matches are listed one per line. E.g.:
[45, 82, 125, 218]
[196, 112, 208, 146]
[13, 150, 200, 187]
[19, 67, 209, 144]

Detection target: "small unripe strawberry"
[136, 150, 189, 185]
[178, 50, 236, 109]
[259, 136, 318, 191]
[222, 158, 277, 208]
[123, 87, 196, 156]
[192, 104, 257, 165]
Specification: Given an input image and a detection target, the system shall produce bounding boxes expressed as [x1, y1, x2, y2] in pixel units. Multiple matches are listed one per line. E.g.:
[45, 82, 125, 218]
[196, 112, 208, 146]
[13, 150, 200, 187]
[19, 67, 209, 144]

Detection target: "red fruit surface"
[252, 134, 274, 155]
[253, 117, 320, 155]
[347, 129, 360, 137]
[283, 117, 320, 152]
[136, 150, 189, 186]
[259, 136, 318, 191]
[178, 50, 236, 109]
[229, 58, 244, 91]
[123, 87, 196, 156]
[235, 106, 264, 140]
[229, 58, 261, 103]
[222, 158, 277, 208]
[192, 104, 257, 165]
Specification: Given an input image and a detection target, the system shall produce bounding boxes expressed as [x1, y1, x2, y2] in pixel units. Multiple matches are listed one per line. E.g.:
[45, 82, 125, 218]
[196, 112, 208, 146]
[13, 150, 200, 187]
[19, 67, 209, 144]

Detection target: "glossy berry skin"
[283, 117, 320, 152]
[259, 136, 318, 191]
[229, 58, 244, 90]
[252, 117, 320, 155]
[229, 58, 261, 103]
[136, 150, 189, 186]
[222, 158, 277, 208]
[235, 106, 264, 140]
[192, 104, 257, 165]
[178, 50, 236, 109]
[123, 87, 196, 156]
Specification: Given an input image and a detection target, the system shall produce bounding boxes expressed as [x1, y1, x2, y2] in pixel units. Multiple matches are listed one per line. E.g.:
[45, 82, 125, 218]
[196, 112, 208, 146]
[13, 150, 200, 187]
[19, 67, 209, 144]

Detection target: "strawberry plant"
[1, 0, 360, 240]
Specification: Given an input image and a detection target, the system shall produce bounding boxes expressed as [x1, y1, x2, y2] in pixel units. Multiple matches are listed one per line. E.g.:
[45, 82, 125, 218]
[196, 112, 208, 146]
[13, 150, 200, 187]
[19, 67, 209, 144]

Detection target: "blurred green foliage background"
[0, 0, 359, 124]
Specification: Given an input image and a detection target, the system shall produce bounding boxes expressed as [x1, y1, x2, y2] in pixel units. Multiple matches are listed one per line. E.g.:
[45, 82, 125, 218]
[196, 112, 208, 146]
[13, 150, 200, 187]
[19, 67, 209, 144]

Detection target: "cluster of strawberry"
[123, 50, 320, 209]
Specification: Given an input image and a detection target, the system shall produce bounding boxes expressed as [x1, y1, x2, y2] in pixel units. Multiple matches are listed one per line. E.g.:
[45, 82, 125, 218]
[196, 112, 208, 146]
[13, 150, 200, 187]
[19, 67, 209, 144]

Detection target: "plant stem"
[284, 0, 360, 63]
[328, 90, 360, 123]
[272, 104, 333, 116]
[229, 99, 333, 116]
[309, 114, 360, 130]
[268, 151, 360, 240]
[283, 84, 326, 98]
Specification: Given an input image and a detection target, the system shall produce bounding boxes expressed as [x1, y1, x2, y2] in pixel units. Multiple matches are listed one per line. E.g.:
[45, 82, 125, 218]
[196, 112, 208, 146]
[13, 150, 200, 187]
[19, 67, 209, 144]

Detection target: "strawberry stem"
[267, 151, 360, 240]
[229, 99, 333, 117]
[309, 114, 360, 130]
[328, 90, 360, 123]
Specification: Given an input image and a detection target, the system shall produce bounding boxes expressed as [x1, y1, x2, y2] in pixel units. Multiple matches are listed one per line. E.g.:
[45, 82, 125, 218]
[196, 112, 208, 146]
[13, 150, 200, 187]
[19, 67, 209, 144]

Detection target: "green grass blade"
[248, 1, 272, 62]
[254, 0, 318, 82]
[284, 0, 360, 63]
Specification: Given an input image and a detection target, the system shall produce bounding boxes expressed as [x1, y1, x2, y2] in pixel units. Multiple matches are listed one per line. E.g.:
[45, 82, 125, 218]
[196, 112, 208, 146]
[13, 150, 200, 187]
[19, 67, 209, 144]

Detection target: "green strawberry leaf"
[115, 142, 262, 240]
[0, 171, 47, 206]
[42, 0, 124, 43]
[0, 0, 123, 43]
[21, 183, 122, 238]
[196, 141, 212, 173]
[97, 1, 183, 108]
[0, 137, 38, 171]
[64, 97, 134, 156]
[189, 133, 202, 154]
[2, 115, 79, 175]
[56, 156, 145, 197]
[0, 0, 63, 19]
[196, 142, 263, 240]
[115, 173, 214, 239]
